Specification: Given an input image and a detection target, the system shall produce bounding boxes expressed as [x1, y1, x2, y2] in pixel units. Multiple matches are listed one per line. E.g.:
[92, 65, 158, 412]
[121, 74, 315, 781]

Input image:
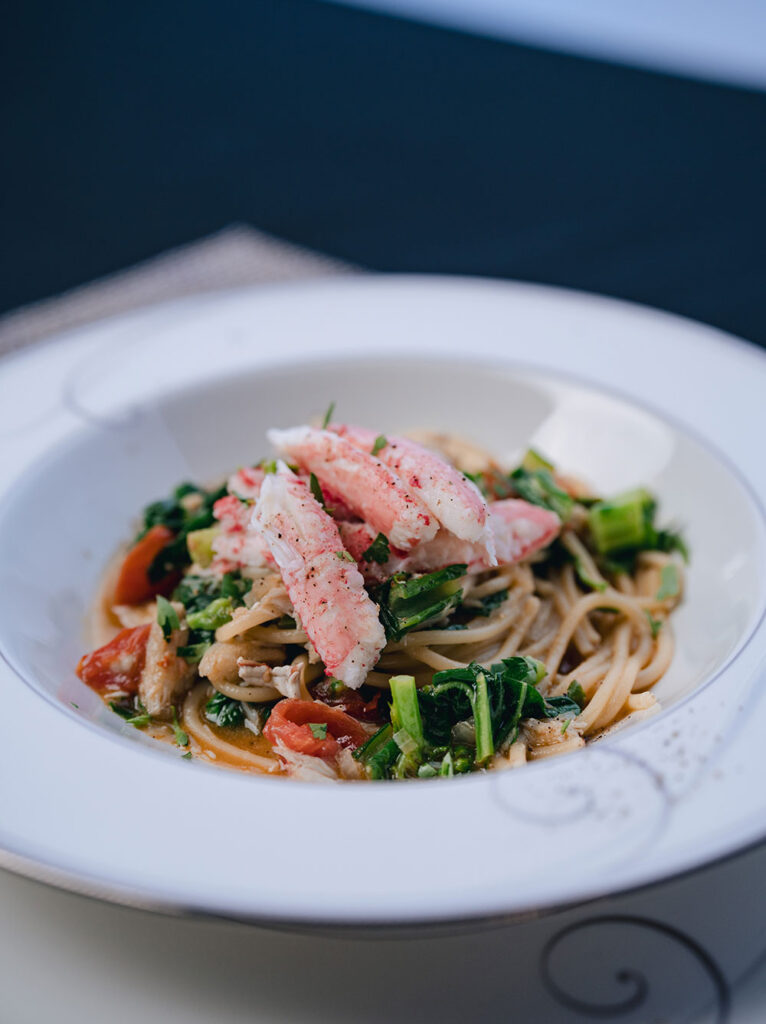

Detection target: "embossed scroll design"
[540, 915, 730, 1022]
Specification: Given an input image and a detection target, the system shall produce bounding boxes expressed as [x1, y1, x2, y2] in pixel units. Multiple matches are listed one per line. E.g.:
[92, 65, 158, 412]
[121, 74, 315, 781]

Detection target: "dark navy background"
[3, 1, 766, 344]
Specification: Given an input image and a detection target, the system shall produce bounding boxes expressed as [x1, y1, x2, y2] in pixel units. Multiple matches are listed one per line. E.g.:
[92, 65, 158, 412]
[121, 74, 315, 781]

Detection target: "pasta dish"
[77, 408, 686, 781]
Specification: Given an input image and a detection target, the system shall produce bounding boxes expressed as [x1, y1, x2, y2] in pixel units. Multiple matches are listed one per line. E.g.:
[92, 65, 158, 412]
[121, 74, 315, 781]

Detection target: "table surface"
[3, 840, 766, 1024]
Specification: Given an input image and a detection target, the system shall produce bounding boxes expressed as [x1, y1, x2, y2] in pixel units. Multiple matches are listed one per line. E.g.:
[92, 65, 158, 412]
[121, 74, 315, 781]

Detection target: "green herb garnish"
[361, 532, 390, 564]
[308, 722, 328, 739]
[156, 595, 180, 641]
[109, 700, 151, 728]
[321, 401, 336, 429]
[371, 435, 388, 456]
[309, 472, 326, 508]
[171, 707, 189, 748]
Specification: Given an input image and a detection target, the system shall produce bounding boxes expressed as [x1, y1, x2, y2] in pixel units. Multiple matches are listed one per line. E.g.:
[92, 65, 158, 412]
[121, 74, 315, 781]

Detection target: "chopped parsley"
[109, 699, 151, 728]
[361, 532, 390, 564]
[308, 722, 328, 739]
[336, 550, 356, 562]
[171, 708, 189, 748]
[371, 434, 388, 456]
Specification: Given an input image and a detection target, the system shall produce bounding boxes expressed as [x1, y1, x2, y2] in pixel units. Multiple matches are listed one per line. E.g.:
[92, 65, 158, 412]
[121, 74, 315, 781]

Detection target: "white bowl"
[1, 276, 765, 927]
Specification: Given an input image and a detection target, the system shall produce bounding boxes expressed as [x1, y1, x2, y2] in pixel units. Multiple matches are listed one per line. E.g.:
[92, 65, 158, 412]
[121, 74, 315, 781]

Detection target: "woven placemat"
[0, 224, 352, 358]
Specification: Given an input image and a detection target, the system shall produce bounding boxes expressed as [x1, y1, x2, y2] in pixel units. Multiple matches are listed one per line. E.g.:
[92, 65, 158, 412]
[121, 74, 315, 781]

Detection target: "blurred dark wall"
[3, 0, 766, 344]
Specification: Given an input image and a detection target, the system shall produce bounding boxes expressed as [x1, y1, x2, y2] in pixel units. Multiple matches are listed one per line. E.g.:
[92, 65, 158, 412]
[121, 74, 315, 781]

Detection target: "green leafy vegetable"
[205, 692, 245, 728]
[109, 699, 151, 728]
[510, 466, 573, 521]
[182, 750, 193, 760]
[353, 723, 400, 780]
[321, 401, 336, 429]
[371, 434, 388, 456]
[654, 528, 690, 562]
[376, 564, 466, 642]
[419, 657, 575, 755]
[136, 481, 228, 584]
[156, 595, 180, 642]
[361, 532, 390, 564]
[177, 642, 211, 663]
[473, 589, 508, 617]
[336, 550, 356, 563]
[308, 722, 328, 739]
[186, 597, 234, 631]
[521, 448, 554, 473]
[566, 680, 587, 711]
[171, 708, 189, 747]
[262, 460, 278, 475]
[656, 564, 680, 601]
[588, 489, 655, 555]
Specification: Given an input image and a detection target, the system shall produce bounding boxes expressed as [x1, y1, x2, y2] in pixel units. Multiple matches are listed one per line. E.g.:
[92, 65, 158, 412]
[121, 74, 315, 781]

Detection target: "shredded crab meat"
[237, 660, 302, 699]
[251, 462, 386, 688]
[267, 426, 438, 551]
[339, 499, 561, 580]
[332, 423, 494, 554]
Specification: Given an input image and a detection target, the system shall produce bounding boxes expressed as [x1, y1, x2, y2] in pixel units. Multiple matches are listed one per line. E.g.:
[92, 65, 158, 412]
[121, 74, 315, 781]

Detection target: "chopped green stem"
[389, 675, 424, 752]
[587, 488, 655, 555]
[472, 672, 495, 765]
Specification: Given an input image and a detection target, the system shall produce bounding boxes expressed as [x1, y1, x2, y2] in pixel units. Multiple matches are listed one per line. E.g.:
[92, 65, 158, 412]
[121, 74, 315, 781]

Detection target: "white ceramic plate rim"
[2, 275, 766, 927]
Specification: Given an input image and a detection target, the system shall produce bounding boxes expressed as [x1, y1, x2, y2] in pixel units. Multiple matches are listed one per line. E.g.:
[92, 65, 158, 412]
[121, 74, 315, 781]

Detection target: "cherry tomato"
[76, 624, 151, 694]
[113, 525, 177, 605]
[264, 699, 369, 760]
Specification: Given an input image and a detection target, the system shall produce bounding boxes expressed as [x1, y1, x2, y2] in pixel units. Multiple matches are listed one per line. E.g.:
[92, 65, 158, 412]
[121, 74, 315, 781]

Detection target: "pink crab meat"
[267, 426, 437, 551]
[339, 499, 560, 580]
[333, 424, 493, 554]
[212, 494, 274, 574]
[251, 462, 386, 689]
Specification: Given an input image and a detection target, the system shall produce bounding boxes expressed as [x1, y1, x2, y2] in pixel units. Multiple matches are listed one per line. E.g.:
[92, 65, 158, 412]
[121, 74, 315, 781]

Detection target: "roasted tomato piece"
[264, 699, 369, 760]
[113, 525, 177, 605]
[76, 624, 151, 694]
